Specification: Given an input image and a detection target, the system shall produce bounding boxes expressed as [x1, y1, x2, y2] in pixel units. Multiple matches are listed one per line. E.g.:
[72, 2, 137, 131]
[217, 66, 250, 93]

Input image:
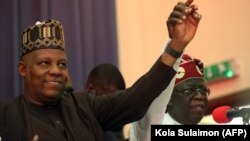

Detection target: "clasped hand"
[167, 0, 202, 49]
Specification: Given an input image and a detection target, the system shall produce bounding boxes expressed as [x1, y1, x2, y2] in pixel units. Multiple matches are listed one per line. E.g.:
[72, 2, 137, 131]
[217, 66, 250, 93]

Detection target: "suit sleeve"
[90, 57, 177, 130]
[129, 40, 182, 141]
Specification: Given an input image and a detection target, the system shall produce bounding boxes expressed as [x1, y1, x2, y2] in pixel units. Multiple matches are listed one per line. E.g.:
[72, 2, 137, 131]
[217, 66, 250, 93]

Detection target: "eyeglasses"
[182, 87, 210, 96]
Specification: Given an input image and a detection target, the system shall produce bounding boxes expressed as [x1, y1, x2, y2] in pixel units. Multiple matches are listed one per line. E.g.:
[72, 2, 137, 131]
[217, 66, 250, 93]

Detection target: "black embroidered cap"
[20, 19, 65, 57]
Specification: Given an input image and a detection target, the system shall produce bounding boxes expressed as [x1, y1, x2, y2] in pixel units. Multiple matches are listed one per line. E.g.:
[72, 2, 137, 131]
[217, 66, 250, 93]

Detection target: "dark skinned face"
[167, 78, 209, 124]
[19, 49, 68, 105]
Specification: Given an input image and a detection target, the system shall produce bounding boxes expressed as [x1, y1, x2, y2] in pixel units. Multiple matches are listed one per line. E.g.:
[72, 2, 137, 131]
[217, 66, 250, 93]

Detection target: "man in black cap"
[0, 0, 201, 140]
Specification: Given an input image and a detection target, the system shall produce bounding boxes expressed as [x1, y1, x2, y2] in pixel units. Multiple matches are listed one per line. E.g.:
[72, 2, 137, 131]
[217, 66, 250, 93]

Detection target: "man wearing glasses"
[129, 54, 210, 141]
[163, 54, 210, 125]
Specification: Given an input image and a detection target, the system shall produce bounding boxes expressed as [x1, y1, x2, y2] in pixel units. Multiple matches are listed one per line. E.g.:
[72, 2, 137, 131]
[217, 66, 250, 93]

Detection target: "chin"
[47, 91, 60, 96]
[43, 95, 61, 105]
[188, 114, 203, 124]
[43, 91, 61, 99]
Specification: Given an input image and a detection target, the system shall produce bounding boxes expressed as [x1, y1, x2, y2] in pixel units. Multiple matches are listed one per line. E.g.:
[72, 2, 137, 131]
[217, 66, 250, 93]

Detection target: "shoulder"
[0, 97, 21, 121]
[61, 91, 96, 108]
[0, 97, 21, 132]
[72, 91, 95, 103]
[0, 97, 20, 110]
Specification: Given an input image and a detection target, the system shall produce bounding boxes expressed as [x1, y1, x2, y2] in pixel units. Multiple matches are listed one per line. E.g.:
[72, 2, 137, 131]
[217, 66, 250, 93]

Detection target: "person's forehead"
[24, 49, 67, 60]
[176, 78, 205, 88]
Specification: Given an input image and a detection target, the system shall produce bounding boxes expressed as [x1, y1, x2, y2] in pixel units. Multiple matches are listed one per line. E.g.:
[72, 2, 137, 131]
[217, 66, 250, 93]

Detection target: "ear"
[86, 83, 95, 93]
[18, 61, 27, 77]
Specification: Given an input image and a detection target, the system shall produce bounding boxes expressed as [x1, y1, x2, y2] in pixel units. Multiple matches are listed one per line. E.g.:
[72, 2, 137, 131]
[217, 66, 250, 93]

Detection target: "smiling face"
[167, 78, 209, 124]
[18, 49, 69, 105]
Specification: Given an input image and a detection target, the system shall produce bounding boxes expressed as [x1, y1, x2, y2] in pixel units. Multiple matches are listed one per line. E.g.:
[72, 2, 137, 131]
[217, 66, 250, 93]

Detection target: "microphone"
[212, 106, 250, 123]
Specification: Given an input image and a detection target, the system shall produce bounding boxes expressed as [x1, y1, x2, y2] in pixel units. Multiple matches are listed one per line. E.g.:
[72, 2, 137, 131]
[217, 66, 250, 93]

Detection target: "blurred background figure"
[85, 64, 125, 96]
[85, 63, 126, 141]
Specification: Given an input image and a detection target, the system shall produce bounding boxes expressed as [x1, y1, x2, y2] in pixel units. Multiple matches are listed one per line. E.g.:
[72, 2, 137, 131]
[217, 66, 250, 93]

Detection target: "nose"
[197, 89, 204, 96]
[49, 64, 61, 75]
[194, 90, 208, 100]
[196, 88, 210, 96]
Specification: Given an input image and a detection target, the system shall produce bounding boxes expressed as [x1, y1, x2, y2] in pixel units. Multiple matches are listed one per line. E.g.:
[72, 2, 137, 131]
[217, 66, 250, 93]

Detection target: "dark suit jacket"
[0, 59, 176, 141]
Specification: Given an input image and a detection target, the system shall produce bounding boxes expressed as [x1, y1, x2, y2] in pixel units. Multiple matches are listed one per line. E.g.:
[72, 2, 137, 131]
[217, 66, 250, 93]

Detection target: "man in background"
[85, 63, 126, 141]
[85, 64, 125, 96]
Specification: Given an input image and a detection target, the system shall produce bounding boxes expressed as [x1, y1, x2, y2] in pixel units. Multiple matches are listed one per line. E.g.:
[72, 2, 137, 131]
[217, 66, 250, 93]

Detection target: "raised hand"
[167, 0, 202, 49]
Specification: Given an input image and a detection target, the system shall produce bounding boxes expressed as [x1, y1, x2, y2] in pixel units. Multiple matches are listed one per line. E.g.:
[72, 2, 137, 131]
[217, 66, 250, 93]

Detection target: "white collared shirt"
[162, 113, 182, 125]
[129, 39, 183, 141]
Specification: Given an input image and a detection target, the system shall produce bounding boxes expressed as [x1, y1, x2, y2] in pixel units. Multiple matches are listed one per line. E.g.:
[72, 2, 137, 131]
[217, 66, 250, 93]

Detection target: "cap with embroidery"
[20, 19, 65, 57]
[175, 54, 204, 85]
